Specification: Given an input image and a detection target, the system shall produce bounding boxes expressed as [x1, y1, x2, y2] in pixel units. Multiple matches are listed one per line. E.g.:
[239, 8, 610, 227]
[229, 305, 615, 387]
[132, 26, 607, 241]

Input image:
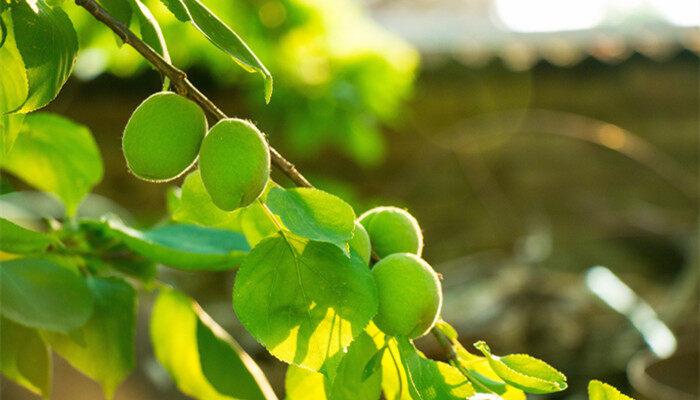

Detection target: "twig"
[74, 0, 311, 188]
[75, 0, 459, 366]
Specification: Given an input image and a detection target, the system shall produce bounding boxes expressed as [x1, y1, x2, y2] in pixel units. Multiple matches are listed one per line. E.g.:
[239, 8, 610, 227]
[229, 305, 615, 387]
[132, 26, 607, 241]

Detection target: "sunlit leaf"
[0, 257, 94, 332]
[0, 113, 103, 216]
[171, 170, 244, 231]
[0, 317, 51, 397]
[158, 0, 273, 101]
[10, 0, 78, 112]
[232, 233, 377, 371]
[266, 187, 355, 251]
[99, 218, 249, 270]
[0, 217, 52, 254]
[46, 277, 136, 399]
[0, 12, 27, 115]
[474, 341, 567, 394]
[588, 380, 635, 400]
[285, 332, 382, 400]
[151, 287, 278, 400]
[0, 112, 24, 157]
[397, 338, 476, 400]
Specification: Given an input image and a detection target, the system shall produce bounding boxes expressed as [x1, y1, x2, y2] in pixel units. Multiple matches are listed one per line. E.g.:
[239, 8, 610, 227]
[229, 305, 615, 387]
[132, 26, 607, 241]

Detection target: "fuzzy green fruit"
[199, 118, 271, 210]
[349, 221, 371, 265]
[359, 206, 423, 258]
[372, 253, 442, 338]
[122, 92, 207, 181]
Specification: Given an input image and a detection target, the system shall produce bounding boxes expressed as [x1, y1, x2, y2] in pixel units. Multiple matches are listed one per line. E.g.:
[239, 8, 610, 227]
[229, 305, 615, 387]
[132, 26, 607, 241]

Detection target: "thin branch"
[74, 0, 311, 188]
[75, 0, 460, 367]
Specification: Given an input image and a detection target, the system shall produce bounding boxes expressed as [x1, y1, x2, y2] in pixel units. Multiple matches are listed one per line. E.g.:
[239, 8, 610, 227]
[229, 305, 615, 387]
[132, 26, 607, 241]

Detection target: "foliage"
[0, 0, 638, 399]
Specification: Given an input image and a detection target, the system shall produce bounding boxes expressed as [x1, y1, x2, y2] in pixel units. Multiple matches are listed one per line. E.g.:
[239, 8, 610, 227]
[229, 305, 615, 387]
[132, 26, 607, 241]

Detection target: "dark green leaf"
[132, 0, 170, 65]
[0, 113, 103, 216]
[266, 187, 355, 251]
[46, 277, 136, 399]
[588, 380, 634, 400]
[99, 0, 132, 31]
[0, 217, 52, 254]
[232, 233, 378, 371]
[159, 0, 272, 101]
[101, 219, 249, 270]
[397, 338, 476, 400]
[328, 332, 383, 399]
[362, 346, 385, 381]
[151, 288, 278, 400]
[10, 0, 78, 112]
[474, 341, 567, 394]
[0, 317, 51, 397]
[0, 256, 94, 332]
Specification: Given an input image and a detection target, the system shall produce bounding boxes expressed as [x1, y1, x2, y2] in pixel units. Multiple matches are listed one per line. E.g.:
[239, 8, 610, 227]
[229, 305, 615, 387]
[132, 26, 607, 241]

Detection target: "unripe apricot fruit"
[359, 206, 423, 258]
[372, 253, 442, 338]
[122, 92, 207, 181]
[199, 118, 271, 210]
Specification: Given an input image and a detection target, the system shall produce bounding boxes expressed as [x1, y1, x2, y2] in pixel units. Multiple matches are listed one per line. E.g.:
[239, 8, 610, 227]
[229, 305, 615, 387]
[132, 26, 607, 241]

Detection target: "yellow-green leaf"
[588, 380, 635, 400]
[0, 317, 51, 397]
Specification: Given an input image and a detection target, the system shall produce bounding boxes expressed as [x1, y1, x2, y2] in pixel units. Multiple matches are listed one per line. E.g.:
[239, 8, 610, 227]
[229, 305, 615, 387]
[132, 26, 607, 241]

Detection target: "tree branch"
[74, 0, 311, 188]
[75, 0, 458, 366]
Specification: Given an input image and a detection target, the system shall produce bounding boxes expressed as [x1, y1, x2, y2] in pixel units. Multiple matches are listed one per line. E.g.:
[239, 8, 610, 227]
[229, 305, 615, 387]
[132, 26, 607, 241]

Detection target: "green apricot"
[358, 206, 423, 258]
[371, 253, 442, 338]
[199, 118, 271, 210]
[349, 221, 371, 265]
[122, 92, 207, 181]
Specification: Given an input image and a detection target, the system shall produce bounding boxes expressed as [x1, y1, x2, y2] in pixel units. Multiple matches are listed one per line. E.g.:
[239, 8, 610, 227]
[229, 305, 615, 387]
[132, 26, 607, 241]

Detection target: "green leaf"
[0, 113, 103, 216]
[285, 365, 327, 400]
[100, 219, 249, 270]
[171, 170, 244, 231]
[362, 346, 385, 381]
[266, 187, 355, 251]
[151, 287, 278, 400]
[132, 0, 170, 64]
[46, 277, 136, 399]
[588, 380, 634, 400]
[0, 256, 94, 332]
[0, 217, 52, 254]
[285, 332, 382, 400]
[159, 0, 272, 101]
[328, 332, 383, 399]
[99, 0, 132, 32]
[10, 0, 78, 112]
[0, 11, 28, 114]
[239, 199, 280, 246]
[0, 112, 24, 157]
[232, 233, 378, 371]
[397, 338, 476, 400]
[474, 341, 567, 394]
[0, 317, 51, 397]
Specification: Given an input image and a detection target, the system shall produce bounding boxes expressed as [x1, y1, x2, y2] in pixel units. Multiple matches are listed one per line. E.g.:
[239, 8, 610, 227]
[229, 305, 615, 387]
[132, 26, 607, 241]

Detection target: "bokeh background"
[3, 0, 698, 399]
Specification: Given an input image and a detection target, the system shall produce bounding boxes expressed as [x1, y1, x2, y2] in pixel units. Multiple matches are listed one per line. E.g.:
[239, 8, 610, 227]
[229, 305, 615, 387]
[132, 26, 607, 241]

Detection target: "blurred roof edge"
[366, 0, 700, 70]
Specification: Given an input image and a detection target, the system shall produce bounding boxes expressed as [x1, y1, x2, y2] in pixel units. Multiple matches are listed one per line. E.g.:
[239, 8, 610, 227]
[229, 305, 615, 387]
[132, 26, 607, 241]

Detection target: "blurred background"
[2, 0, 698, 399]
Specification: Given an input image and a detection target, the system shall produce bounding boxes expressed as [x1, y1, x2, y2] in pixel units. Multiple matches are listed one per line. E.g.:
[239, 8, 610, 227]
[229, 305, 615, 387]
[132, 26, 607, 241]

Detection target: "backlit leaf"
[151, 287, 278, 400]
[0, 11, 27, 115]
[588, 380, 634, 400]
[0, 256, 94, 332]
[474, 341, 567, 394]
[46, 277, 136, 399]
[158, 0, 272, 101]
[232, 233, 377, 371]
[10, 0, 78, 112]
[397, 338, 476, 400]
[267, 187, 355, 251]
[0, 113, 103, 216]
[0, 317, 51, 397]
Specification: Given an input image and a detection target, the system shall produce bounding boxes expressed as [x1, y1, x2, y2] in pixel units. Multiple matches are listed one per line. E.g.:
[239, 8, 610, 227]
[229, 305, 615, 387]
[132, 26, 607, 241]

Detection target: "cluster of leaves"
[0, 0, 636, 399]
